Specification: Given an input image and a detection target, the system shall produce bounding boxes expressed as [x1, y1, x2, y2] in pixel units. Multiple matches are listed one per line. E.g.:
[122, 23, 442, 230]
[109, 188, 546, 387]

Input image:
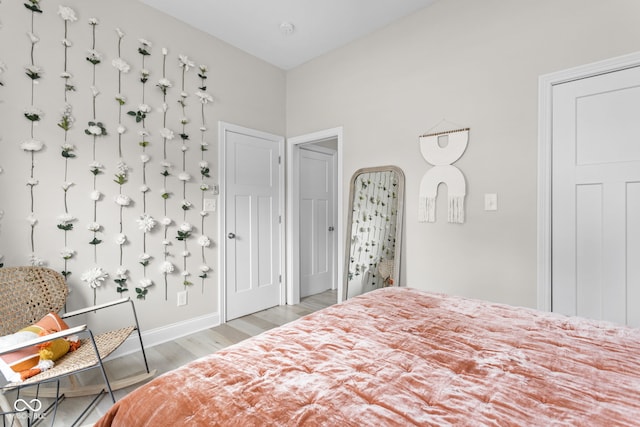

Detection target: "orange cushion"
[0, 313, 69, 383]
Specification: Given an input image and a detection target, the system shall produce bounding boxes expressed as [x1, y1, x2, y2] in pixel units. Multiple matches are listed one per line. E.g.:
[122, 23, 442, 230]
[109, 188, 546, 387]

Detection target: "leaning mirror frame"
[343, 165, 405, 300]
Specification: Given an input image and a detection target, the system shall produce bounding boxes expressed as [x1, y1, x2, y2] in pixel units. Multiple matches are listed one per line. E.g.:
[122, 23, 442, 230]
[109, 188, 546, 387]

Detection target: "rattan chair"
[0, 266, 155, 426]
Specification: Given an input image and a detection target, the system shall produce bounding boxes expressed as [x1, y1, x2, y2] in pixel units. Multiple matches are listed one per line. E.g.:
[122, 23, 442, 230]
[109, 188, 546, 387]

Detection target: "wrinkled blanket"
[96, 288, 640, 426]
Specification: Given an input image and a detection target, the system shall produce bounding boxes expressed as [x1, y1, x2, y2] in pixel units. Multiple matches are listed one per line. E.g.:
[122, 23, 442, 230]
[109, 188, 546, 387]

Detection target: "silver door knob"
[228, 232, 236, 239]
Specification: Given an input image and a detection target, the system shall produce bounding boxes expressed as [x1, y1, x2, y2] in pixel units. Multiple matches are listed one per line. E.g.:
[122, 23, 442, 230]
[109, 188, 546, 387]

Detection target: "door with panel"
[552, 65, 640, 327]
[223, 125, 283, 320]
[299, 147, 336, 298]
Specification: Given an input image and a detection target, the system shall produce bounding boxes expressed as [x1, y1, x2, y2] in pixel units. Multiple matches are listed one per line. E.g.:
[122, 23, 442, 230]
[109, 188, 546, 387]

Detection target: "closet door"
[552, 65, 640, 327]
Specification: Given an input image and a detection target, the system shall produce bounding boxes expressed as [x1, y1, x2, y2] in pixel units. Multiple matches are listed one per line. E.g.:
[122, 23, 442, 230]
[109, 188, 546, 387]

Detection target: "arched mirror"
[344, 166, 405, 299]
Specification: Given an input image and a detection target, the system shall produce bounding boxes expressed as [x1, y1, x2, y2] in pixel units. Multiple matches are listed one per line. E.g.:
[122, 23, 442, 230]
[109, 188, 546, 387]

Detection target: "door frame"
[537, 51, 640, 311]
[287, 127, 344, 305]
[218, 121, 286, 322]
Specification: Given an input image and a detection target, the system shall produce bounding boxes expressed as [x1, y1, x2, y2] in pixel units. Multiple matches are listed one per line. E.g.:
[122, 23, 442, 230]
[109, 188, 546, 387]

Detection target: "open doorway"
[287, 128, 344, 305]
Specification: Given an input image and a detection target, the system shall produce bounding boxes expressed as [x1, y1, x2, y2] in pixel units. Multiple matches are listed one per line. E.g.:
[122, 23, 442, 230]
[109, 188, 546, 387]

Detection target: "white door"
[552, 65, 640, 327]
[299, 148, 335, 297]
[287, 128, 343, 306]
[222, 124, 283, 320]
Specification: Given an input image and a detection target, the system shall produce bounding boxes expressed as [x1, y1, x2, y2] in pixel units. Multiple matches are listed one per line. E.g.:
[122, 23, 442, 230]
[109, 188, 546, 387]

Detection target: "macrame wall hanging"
[418, 125, 469, 224]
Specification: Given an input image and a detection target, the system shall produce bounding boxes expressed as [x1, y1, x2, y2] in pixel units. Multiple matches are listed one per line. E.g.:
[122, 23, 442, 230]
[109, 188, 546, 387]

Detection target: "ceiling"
[139, 0, 439, 70]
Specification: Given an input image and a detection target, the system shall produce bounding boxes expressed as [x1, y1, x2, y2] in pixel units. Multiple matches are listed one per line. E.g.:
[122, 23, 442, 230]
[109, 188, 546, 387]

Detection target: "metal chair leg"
[86, 330, 115, 404]
[129, 299, 151, 374]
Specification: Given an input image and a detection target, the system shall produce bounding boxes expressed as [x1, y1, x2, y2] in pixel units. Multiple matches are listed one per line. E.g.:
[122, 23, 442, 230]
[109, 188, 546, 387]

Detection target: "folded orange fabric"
[0, 312, 77, 382]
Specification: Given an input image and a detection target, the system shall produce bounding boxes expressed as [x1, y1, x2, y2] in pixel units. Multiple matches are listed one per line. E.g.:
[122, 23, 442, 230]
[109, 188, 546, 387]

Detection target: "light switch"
[484, 193, 498, 211]
[177, 291, 187, 306]
[203, 198, 216, 212]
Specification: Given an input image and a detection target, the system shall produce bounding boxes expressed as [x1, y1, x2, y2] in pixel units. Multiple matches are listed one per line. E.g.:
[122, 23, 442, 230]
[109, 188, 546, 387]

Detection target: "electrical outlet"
[177, 290, 187, 306]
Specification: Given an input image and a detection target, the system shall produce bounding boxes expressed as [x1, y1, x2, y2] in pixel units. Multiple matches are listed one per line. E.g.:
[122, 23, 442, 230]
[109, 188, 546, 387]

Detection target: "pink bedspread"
[96, 288, 640, 426]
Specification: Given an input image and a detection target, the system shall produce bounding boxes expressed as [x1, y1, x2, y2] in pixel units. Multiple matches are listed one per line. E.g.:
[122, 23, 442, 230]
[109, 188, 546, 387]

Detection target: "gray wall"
[286, 0, 640, 308]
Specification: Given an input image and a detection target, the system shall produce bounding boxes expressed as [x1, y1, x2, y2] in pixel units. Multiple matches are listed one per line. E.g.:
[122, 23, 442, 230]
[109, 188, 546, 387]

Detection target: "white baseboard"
[106, 312, 221, 361]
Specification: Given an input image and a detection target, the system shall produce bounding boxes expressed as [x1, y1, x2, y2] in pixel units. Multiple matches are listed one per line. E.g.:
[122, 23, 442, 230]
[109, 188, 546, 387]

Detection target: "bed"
[95, 287, 640, 426]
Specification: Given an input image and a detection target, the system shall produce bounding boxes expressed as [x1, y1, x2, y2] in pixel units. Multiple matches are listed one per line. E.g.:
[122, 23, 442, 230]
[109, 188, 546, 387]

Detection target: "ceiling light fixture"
[279, 22, 295, 35]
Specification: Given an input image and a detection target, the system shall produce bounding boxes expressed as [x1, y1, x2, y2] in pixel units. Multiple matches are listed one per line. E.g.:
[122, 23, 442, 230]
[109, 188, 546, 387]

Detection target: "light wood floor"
[17, 290, 337, 426]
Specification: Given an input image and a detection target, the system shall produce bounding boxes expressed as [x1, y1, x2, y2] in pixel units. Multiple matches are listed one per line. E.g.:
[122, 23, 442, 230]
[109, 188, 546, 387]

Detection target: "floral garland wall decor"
[157, 47, 175, 300]
[112, 28, 129, 158]
[176, 54, 195, 289]
[58, 5, 77, 101]
[136, 213, 156, 299]
[195, 65, 213, 293]
[2, 1, 219, 312]
[112, 28, 131, 295]
[114, 160, 130, 293]
[57, 5, 78, 280]
[83, 17, 108, 303]
[134, 38, 151, 211]
[22, 0, 44, 267]
[157, 48, 172, 160]
[128, 37, 154, 300]
[160, 216, 174, 300]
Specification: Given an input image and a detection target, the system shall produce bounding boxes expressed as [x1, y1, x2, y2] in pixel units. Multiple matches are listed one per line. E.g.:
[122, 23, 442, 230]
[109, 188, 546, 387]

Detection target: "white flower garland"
[112, 28, 131, 296]
[176, 54, 195, 287]
[196, 64, 213, 292]
[158, 48, 175, 299]
[58, 5, 77, 100]
[113, 28, 129, 158]
[84, 17, 107, 267]
[23, 0, 44, 265]
[136, 212, 156, 299]
[57, 5, 77, 280]
[114, 159, 129, 293]
[81, 16, 109, 304]
[128, 37, 153, 300]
